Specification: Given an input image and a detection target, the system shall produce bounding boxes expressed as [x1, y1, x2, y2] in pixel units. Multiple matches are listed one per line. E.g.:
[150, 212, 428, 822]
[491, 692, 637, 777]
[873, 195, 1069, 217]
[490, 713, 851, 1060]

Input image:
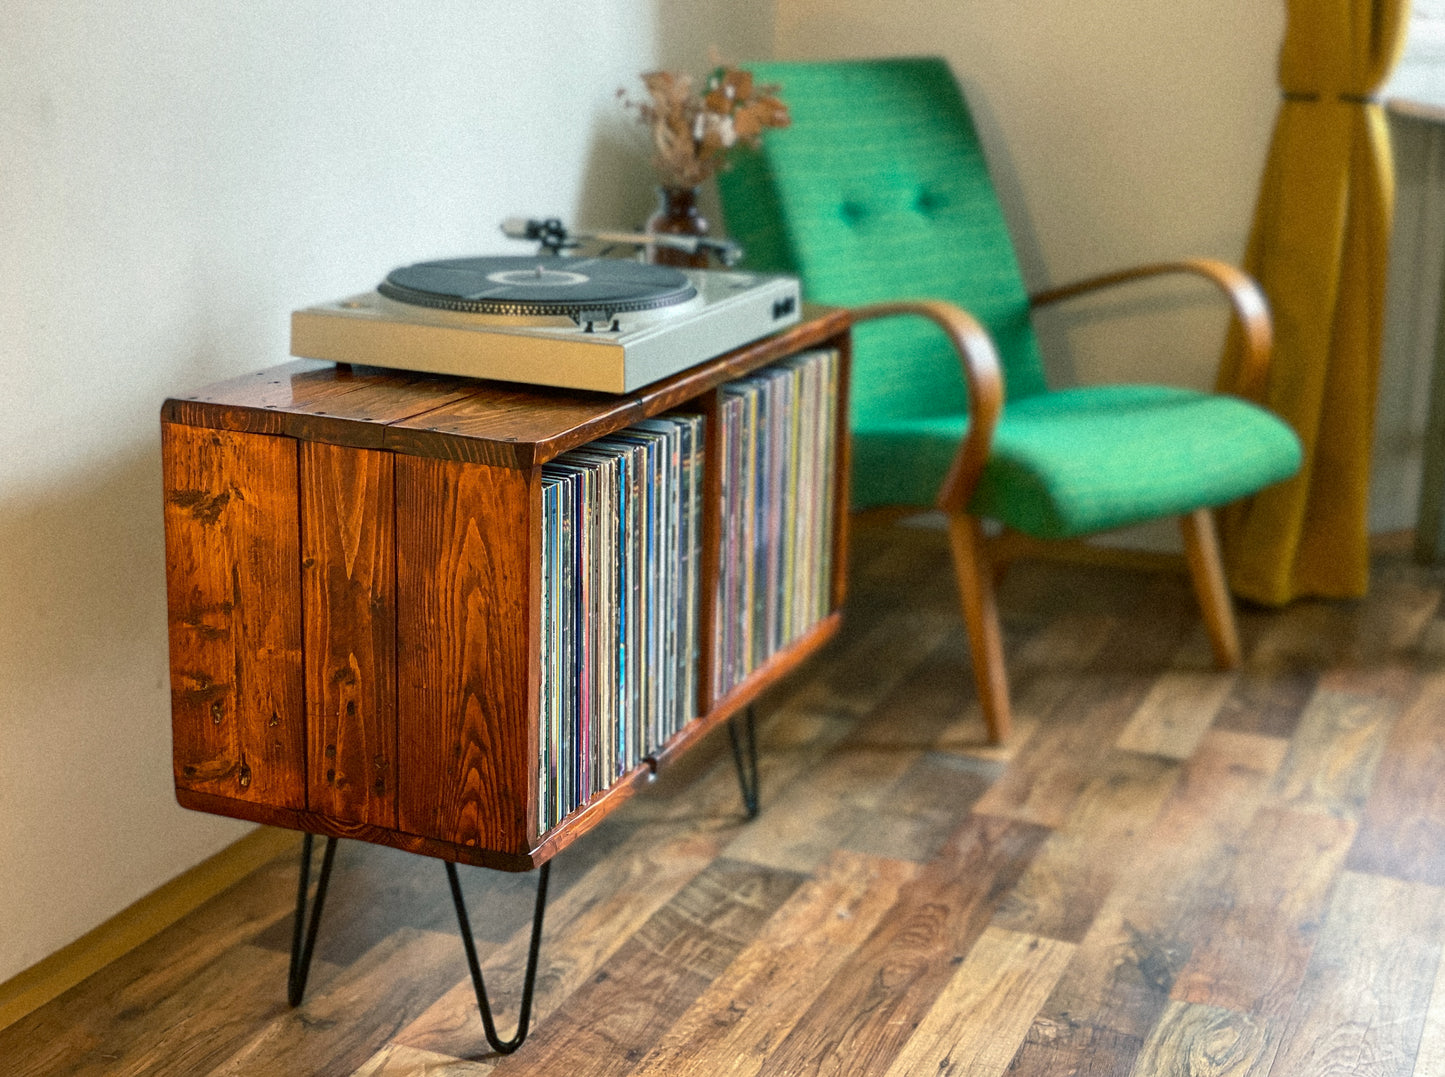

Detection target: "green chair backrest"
[719, 57, 1049, 426]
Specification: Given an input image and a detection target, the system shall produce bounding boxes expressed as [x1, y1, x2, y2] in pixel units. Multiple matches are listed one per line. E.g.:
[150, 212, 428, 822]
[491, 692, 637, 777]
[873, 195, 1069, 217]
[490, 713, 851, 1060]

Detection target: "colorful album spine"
[712, 349, 840, 700]
[537, 412, 706, 837]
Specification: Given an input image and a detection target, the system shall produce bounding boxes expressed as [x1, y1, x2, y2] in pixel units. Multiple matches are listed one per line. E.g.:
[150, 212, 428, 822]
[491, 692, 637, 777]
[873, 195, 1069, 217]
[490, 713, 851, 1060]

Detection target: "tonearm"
[501, 217, 744, 267]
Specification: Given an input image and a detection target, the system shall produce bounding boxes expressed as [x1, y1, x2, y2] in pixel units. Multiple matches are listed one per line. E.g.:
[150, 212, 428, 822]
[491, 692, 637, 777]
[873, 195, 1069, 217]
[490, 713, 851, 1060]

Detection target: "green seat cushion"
[853, 384, 1303, 539]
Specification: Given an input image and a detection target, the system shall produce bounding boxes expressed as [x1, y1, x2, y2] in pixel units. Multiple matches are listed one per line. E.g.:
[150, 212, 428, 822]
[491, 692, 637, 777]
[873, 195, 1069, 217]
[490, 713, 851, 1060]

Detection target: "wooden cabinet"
[161, 310, 852, 871]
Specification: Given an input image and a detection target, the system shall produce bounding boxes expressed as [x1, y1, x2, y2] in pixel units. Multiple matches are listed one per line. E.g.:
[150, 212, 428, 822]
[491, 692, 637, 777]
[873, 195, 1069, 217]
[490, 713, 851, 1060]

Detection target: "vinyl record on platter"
[377, 256, 698, 317]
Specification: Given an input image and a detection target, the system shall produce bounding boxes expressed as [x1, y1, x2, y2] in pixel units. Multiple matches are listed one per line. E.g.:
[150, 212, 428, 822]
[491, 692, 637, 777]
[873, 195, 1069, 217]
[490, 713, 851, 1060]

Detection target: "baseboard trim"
[0, 825, 301, 1032]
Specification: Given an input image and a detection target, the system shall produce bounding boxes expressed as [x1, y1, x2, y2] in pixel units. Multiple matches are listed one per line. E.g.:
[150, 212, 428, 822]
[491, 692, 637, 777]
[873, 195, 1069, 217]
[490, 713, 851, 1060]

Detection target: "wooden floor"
[10, 515, 1445, 1076]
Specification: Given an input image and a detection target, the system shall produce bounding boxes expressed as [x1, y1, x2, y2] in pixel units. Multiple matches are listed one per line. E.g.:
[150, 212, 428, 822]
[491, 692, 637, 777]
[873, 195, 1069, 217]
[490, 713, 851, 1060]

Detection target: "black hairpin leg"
[288, 833, 339, 1006]
[445, 859, 552, 1056]
[728, 705, 761, 819]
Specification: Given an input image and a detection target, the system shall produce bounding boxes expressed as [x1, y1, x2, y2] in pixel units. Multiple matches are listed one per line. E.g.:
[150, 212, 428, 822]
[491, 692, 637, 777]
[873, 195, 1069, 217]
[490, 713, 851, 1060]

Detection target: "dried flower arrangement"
[621, 64, 790, 190]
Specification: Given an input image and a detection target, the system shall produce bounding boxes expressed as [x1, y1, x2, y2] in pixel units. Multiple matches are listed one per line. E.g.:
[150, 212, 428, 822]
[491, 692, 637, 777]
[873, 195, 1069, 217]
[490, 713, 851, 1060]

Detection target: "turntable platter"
[377, 256, 698, 318]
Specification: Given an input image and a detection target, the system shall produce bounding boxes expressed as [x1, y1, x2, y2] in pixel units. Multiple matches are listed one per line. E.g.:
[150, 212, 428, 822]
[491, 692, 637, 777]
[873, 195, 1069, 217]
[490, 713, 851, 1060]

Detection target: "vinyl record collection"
[538, 414, 704, 835]
[713, 348, 840, 698]
[536, 347, 840, 837]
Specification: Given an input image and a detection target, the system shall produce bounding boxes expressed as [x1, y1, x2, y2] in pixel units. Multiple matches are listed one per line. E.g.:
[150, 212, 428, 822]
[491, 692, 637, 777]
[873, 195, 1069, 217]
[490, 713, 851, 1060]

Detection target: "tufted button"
[914, 187, 947, 215]
[839, 200, 868, 226]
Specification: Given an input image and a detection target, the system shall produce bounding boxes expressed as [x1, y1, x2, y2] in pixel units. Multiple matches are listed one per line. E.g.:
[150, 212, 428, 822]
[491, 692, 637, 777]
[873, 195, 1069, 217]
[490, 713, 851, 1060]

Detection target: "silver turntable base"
[290, 259, 802, 394]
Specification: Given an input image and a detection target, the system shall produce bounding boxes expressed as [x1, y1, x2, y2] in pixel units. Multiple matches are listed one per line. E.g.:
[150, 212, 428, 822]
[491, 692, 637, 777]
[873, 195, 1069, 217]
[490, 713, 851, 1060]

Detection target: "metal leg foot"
[288, 834, 339, 1006]
[728, 705, 760, 819]
[445, 859, 552, 1055]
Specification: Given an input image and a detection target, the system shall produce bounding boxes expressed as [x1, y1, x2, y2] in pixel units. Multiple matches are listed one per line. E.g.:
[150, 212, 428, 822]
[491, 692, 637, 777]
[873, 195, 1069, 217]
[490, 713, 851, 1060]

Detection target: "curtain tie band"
[1282, 91, 1382, 105]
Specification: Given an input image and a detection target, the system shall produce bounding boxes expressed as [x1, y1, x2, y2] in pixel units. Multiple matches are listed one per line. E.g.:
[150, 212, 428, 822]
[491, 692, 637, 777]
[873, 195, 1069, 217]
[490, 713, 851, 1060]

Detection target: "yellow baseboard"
[0, 826, 301, 1032]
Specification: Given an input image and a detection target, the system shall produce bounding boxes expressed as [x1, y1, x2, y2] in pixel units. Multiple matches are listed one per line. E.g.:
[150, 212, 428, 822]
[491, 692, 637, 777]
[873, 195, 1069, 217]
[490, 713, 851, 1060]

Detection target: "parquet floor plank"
[1170, 807, 1357, 1018]
[992, 749, 1178, 943]
[392, 809, 734, 1059]
[1265, 667, 1409, 821]
[201, 927, 467, 1077]
[879, 926, 1075, 1077]
[975, 578, 1198, 829]
[10, 529, 1445, 1077]
[1006, 728, 1291, 1075]
[1115, 630, 1236, 759]
[352, 1044, 490, 1075]
[1267, 872, 1445, 1077]
[485, 859, 803, 1077]
[1346, 672, 1445, 886]
[1127, 1000, 1275, 1077]
[628, 849, 919, 1077]
[751, 814, 1049, 1077]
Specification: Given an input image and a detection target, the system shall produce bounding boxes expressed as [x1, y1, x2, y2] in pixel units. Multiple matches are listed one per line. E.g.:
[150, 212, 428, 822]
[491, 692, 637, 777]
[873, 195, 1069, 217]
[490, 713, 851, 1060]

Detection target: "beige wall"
[0, 0, 762, 986]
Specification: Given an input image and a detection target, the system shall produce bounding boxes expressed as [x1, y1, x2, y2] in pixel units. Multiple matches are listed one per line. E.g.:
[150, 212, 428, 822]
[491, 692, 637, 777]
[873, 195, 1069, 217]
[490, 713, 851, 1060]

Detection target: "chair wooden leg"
[946, 513, 1013, 743]
[1180, 508, 1241, 670]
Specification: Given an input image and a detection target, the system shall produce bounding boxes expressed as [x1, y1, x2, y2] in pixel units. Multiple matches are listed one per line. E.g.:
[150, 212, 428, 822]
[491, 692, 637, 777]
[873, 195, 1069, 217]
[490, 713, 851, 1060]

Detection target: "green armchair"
[718, 56, 1301, 743]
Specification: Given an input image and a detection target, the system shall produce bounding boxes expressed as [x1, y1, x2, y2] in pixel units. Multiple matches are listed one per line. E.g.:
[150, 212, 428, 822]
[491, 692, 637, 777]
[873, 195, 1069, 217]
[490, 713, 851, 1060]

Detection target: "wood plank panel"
[1268, 871, 1445, 1076]
[395, 455, 538, 856]
[1265, 667, 1407, 821]
[992, 750, 1178, 944]
[394, 812, 727, 1057]
[1346, 672, 1445, 885]
[723, 626, 978, 873]
[629, 850, 919, 1077]
[163, 422, 305, 808]
[755, 815, 1049, 1077]
[1410, 939, 1445, 1077]
[1126, 1000, 1274, 1077]
[974, 589, 1194, 830]
[880, 927, 1075, 1077]
[202, 928, 464, 1077]
[352, 1044, 492, 1076]
[1115, 632, 1236, 759]
[1007, 730, 1289, 1075]
[485, 859, 804, 1077]
[1169, 807, 1356, 1018]
[302, 442, 397, 827]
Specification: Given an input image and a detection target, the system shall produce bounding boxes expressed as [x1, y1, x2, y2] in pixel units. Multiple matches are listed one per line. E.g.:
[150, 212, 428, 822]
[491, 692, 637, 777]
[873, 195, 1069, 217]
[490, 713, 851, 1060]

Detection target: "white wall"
[0, 0, 770, 985]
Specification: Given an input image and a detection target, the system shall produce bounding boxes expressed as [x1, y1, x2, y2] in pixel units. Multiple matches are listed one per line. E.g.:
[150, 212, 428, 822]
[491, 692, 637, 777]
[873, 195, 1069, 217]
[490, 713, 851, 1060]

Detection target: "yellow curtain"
[1218, 0, 1409, 605]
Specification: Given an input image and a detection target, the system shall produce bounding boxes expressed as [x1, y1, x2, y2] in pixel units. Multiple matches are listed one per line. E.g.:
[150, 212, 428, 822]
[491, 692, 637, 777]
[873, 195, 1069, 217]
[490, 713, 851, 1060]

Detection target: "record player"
[290, 223, 802, 394]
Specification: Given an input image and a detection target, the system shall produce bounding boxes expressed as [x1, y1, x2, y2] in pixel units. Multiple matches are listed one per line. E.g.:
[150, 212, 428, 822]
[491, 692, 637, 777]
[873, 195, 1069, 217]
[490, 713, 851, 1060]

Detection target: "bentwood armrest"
[1029, 259, 1274, 401]
[849, 300, 1004, 513]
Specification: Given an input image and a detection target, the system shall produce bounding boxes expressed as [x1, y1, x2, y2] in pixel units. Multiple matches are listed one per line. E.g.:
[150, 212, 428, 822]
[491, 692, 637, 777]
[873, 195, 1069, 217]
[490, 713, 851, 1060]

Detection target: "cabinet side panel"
[301, 442, 397, 828]
[163, 422, 306, 808]
[395, 456, 535, 855]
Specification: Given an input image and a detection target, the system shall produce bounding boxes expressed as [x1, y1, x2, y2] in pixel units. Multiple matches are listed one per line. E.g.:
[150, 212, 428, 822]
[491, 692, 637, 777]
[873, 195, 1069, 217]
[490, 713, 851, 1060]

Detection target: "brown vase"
[646, 186, 710, 268]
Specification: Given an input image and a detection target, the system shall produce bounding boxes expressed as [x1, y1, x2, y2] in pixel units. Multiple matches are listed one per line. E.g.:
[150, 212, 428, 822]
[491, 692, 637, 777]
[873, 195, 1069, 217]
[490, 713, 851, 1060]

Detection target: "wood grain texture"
[1265, 667, 1405, 820]
[382, 314, 851, 467]
[394, 810, 729, 1057]
[202, 928, 464, 1077]
[27, 525, 1445, 1077]
[162, 360, 492, 446]
[1126, 1000, 1274, 1077]
[1346, 672, 1445, 885]
[974, 580, 1196, 829]
[302, 442, 397, 828]
[395, 456, 537, 856]
[1115, 631, 1236, 759]
[1008, 729, 1290, 1074]
[486, 859, 804, 1076]
[1410, 939, 1445, 1077]
[1169, 807, 1357, 1018]
[1268, 871, 1445, 1076]
[880, 927, 1075, 1077]
[163, 422, 305, 808]
[754, 814, 1048, 1077]
[992, 750, 1178, 944]
[629, 850, 920, 1077]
